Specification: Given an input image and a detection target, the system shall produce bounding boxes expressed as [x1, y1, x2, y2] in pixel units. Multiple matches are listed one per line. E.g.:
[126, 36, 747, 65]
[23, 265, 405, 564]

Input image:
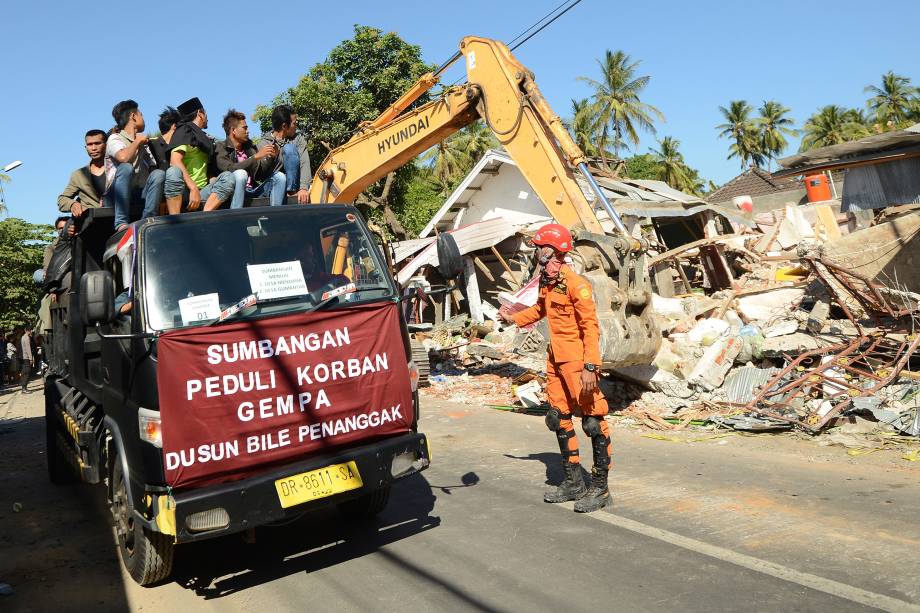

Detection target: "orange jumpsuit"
[512, 266, 611, 466]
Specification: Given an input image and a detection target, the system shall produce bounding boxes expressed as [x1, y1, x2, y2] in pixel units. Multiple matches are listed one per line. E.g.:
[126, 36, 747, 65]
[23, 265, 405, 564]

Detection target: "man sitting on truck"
[216, 109, 287, 208]
[163, 97, 235, 214]
[57, 129, 114, 219]
[149, 106, 180, 173]
[259, 105, 311, 204]
[107, 100, 166, 230]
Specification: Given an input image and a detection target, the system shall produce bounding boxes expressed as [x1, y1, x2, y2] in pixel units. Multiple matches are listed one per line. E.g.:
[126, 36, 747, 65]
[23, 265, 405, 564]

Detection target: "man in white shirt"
[107, 100, 165, 230]
[20, 329, 33, 393]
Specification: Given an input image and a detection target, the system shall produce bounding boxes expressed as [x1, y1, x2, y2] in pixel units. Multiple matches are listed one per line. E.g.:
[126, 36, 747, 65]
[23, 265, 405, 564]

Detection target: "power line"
[510, 0, 585, 52]
[442, 0, 586, 87]
[506, 0, 581, 48]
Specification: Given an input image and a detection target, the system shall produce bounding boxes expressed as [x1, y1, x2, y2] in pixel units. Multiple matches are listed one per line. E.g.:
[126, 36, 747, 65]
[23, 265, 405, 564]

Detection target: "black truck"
[44, 206, 430, 585]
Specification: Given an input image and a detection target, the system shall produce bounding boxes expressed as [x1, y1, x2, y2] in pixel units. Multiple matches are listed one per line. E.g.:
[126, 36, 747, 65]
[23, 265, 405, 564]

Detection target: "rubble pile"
[414, 206, 920, 454]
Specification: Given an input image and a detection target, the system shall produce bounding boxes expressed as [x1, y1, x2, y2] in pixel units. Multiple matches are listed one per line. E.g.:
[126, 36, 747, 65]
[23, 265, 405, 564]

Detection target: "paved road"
[2, 383, 919, 612]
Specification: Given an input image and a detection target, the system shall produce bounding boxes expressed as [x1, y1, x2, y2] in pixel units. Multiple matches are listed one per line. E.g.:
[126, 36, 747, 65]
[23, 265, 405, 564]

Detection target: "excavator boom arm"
[309, 37, 605, 233]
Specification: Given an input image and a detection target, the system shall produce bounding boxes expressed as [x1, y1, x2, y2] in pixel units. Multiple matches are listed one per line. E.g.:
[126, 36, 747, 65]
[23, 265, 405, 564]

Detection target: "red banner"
[157, 302, 413, 489]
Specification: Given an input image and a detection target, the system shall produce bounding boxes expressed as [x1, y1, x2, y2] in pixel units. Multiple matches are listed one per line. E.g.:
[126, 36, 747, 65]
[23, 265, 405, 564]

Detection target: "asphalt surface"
[2, 381, 920, 612]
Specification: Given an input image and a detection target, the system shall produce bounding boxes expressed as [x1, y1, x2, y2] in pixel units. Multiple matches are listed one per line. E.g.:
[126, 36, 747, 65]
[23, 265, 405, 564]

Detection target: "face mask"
[542, 255, 564, 279]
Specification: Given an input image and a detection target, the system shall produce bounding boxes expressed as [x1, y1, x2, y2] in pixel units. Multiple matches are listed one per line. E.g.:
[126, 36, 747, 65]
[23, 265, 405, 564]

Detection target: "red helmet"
[532, 223, 573, 253]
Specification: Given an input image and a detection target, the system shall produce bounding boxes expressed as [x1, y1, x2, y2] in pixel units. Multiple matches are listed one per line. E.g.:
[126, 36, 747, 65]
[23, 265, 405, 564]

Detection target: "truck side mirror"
[80, 270, 115, 326]
[436, 233, 463, 281]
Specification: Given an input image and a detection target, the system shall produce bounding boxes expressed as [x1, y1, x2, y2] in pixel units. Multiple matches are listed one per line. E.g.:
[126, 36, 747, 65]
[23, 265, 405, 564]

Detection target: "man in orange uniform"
[500, 223, 612, 512]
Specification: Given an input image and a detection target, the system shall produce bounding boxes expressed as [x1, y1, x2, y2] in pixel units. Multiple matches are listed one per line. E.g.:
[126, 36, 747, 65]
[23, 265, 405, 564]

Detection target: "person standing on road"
[20, 329, 34, 393]
[498, 224, 612, 513]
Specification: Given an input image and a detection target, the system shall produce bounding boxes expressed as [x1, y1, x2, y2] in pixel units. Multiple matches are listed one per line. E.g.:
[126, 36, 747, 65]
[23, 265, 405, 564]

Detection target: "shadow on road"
[504, 452, 591, 486]
[172, 471, 443, 600]
[0, 412, 131, 613]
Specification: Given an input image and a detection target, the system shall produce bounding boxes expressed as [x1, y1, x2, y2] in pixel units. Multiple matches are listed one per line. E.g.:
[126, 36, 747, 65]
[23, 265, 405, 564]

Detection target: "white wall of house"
[455, 162, 553, 229]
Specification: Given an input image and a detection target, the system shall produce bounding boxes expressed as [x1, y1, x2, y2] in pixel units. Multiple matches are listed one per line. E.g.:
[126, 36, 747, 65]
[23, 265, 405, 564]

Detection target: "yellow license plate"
[274, 461, 363, 509]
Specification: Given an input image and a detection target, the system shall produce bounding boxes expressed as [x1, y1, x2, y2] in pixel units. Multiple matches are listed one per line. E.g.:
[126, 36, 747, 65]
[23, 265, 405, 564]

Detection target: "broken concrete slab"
[736, 287, 806, 322]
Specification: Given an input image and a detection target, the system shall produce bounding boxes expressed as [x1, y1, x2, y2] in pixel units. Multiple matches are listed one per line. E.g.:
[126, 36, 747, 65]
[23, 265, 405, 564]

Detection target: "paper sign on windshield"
[247, 261, 308, 300]
[179, 293, 221, 325]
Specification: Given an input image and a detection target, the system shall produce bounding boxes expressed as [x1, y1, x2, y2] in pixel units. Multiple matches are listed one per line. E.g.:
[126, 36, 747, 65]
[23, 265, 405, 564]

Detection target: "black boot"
[574, 467, 611, 512]
[544, 461, 587, 503]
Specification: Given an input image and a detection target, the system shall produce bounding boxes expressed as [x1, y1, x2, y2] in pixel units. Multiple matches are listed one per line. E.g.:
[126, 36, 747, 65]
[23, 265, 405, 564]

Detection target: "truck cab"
[45, 206, 430, 585]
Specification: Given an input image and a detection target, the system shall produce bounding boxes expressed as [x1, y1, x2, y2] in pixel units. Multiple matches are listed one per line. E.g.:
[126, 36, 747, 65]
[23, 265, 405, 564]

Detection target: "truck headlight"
[138, 408, 162, 448]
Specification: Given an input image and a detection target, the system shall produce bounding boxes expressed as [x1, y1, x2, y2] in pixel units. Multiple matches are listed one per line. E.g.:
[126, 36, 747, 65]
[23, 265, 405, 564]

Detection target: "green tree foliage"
[577, 50, 664, 168]
[397, 166, 443, 237]
[0, 219, 52, 330]
[757, 100, 798, 166]
[800, 105, 871, 151]
[622, 149, 705, 196]
[420, 120, 499, 196]
[649, 136, 698, 194]
[865, 71, 919, 128]
[716, 100, 765, 169]
[622, 153, 660, 180]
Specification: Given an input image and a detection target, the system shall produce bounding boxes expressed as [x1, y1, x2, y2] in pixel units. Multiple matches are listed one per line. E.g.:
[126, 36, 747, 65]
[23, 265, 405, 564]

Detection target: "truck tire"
[45, 400, 74, 485]
[111, 457, 173, 586]
[337, 485, 391, 520]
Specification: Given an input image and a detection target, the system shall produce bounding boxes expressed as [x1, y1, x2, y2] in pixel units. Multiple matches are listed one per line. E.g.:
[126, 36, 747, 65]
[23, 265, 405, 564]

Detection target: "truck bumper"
[165, 431, 429, 543]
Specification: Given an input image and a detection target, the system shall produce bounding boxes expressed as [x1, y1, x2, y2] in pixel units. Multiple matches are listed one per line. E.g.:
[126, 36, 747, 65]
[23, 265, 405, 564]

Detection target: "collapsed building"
[398, 138, 920, 451]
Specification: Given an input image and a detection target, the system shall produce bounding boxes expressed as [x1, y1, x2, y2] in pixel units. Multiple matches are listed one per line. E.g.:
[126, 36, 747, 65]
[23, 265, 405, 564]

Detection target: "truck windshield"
[141, 208, 395, 331]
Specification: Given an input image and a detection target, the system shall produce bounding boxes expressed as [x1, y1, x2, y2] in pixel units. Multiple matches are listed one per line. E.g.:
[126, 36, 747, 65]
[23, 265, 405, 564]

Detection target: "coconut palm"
[420, 121, 500, 195]
[577, 50, 664, 169]
[800, 105, 871, 151]
[452, 120, 499, 163]
[757, 100, 798, 168]
[421, 139, 470, 196]
[865, 71, 919, 128]
[649, 136, 693, 192]
[567, 98, 600, 156]
[716, 100, 765, 169]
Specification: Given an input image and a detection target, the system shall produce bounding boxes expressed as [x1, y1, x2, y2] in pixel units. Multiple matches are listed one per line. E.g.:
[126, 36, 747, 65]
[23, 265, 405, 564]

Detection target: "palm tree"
[421, 140, 469, 196]
[452, 120, 499, 163]
[567, 98, 601, 157]
[757, 100, 798, 168]
[800, 105, 871, 151]
[577, 50, 664, 169]
[649, 136, 692, 192]
[716, 100, 765, 169]
[865, 71, 918, 128]
[420, 121, 499, 196]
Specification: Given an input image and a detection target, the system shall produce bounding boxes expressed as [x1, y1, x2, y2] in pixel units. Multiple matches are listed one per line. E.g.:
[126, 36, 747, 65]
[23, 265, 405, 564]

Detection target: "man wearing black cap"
[164, 97, 235, 214]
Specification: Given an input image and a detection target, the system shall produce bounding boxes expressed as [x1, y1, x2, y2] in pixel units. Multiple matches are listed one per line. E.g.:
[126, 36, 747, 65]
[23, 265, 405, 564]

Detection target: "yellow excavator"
[309, 36, 660, 368]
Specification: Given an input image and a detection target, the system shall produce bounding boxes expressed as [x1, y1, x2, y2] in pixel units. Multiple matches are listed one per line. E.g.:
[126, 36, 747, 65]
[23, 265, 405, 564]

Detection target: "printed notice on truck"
[246, 261, 308, 300]
[156, 303, 414, 489]
[179, 293, 221, 325]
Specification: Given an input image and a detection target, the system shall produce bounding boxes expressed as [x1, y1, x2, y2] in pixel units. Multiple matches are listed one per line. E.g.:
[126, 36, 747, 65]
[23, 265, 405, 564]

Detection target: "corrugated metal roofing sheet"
[397, 217, 518, 284]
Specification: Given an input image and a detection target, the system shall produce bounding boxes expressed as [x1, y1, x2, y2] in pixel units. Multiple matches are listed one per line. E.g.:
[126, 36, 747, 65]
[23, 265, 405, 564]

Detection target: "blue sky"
[2, 0, 918, 225]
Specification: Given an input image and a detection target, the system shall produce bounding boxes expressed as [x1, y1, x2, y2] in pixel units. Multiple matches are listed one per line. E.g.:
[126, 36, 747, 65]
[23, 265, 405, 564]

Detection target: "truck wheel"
[111, 457, 174, 585]
[337, 485, 391, 520]
[45, 400, 74, 485]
